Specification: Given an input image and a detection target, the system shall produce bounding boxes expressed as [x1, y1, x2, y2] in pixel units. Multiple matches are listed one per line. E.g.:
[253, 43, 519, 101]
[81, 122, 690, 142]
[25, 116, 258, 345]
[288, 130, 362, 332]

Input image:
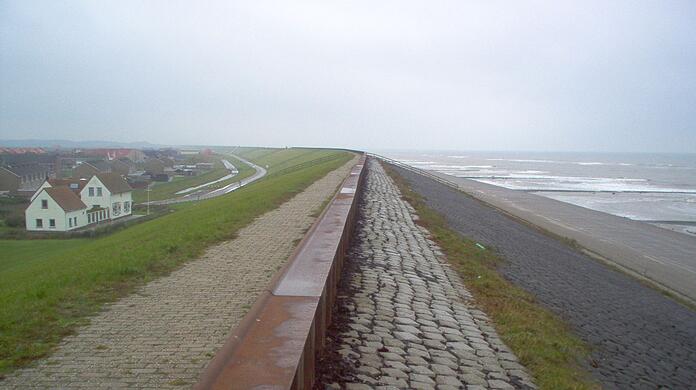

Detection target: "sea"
[379, 151, 696, 237]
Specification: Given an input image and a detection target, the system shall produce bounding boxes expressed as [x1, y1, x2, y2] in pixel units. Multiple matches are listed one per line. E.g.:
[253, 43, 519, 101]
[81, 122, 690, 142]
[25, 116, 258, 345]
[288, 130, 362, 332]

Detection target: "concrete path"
[317, 160, 535, 390]
[146, 154, 267, 206]
[0, 156, 357, 389]
[391, 163, 696, 390]
[174, 159, 237, 195]
[429, 170, 696, 303]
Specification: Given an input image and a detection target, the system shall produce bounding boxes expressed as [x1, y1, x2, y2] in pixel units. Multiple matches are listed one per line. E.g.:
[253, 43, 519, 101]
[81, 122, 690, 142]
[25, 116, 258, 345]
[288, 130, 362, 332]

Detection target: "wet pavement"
[391, 163, 696, 390]
[316, 160, 535, 390]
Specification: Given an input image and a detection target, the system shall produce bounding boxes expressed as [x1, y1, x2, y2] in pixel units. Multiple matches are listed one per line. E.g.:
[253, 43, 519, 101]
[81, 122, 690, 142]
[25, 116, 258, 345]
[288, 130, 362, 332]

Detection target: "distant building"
[25, 173, 133, 232]
[72, 162, 101, 179]
[0, 167, 21, 194]
[110, 159, 132, 176]
[0, 164, 51, 193]
[0, 147, 47, 154]
[82, 148, 145, 163]
[160, 157, 176, 167]
[196, 162, 214, 170]
[144, 159, 166, 175]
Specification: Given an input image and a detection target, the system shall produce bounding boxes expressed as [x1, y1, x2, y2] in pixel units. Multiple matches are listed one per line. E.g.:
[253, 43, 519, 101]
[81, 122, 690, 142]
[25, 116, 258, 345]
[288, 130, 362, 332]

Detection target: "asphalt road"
[430, 171, 696, 304]
[389, 163, 696, 390]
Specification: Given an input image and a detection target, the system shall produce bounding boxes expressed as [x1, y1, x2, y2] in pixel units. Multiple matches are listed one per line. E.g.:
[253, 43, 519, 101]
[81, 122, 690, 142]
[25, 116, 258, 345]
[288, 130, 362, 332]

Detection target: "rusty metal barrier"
[196, 154, 366, 390]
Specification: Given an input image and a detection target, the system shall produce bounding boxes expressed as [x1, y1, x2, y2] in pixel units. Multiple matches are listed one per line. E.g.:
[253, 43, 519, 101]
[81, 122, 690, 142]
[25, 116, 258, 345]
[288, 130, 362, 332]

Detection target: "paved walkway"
[391, 163, 696, 389]
[146, 154, 267, 206]
[174, 159, 237, 195]
[317, 161, 535, 390]
[0, 156, 357, 389]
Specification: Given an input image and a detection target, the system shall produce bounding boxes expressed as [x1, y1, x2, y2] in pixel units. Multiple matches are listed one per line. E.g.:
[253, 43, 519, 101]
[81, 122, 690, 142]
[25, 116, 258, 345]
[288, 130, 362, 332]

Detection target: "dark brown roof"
[95, 173, 132, 194]
[89, 160, 112, 172]
[77, 162, 100, 172]
[48, 178, 87, 194]
[44, 187, 87, 211]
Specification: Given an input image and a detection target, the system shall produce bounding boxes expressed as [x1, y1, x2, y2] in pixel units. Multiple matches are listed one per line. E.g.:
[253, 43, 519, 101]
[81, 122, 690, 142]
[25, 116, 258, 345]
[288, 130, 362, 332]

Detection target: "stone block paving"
[391, 164, 696, 390]
[0, 157, 357, 389]
[317, 160, 535, 390]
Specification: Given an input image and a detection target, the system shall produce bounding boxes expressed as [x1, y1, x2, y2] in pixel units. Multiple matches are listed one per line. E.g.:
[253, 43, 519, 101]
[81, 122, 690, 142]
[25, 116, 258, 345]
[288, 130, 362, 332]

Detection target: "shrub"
[4, 214, 25, 228]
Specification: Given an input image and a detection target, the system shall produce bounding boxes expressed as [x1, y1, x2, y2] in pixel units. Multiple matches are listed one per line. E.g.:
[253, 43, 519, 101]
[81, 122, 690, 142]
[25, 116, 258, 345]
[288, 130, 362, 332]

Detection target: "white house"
[25, 187, 88, 231]
[80, 173, 133, 223]
[31, 178, 87, 202]
[25, 173, 133, 232]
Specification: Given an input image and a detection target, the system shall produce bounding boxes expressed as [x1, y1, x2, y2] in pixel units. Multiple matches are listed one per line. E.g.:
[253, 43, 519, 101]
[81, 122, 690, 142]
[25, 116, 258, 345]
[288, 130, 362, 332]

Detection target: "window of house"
[74, 217, 78, 226]
[36, 219, 43, 228]
[124, 201, 130, 213]
[41, 199, 48, 209]
[49, 219, 55, 228]
[112, 202, 121, 216]
[89, 187, 94, 196]
[97, 187, 103, 196]
[69, 218, 72, 227]
[88, 214, 91, 223]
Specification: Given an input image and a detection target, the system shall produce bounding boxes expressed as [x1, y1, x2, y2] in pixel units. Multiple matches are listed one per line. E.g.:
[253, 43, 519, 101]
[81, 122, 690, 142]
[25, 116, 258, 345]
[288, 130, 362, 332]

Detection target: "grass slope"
[132, 154, 253, 203]
[0, 149, 353, 375]
[384, 164, 599, 390]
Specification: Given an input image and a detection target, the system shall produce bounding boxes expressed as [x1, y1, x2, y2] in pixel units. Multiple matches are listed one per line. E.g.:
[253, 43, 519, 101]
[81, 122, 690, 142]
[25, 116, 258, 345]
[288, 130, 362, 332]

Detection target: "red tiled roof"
[95, 173, 132, 194]
[44, 187, 87, 211]
[48, 178, 87, 194]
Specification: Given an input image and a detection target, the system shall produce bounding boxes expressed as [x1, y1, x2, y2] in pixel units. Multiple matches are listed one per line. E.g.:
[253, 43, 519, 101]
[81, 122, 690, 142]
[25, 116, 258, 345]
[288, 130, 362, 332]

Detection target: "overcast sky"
[1, 1, 695, 152]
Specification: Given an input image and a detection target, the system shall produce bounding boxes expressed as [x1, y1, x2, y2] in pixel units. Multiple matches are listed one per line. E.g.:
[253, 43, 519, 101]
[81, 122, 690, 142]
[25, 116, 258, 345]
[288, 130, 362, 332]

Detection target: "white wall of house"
[25, 191, 86, 231]
[80, 176, 111, 210]
[109, 191, 133, 219]
[80, 176, 132, 220]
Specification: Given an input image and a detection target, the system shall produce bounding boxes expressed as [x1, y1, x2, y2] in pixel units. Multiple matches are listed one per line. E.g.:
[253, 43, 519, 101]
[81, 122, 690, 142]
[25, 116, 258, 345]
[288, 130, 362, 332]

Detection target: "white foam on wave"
[396, 159, 437, 165]
[474, 175, 696, 193]
[512, 170, 548, 175]
[485, 158, 636, 167]
[486, 158, 560, 163]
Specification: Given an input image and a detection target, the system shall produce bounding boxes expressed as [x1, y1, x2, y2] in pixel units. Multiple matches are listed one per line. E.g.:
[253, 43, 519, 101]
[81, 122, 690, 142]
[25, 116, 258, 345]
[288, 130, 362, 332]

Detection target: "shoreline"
[385, 159, 696, 389]
[429, 170, 696, 305]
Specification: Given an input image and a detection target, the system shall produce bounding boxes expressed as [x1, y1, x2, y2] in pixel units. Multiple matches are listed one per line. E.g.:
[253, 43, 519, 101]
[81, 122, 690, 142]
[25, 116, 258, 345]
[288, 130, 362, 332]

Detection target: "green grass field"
[132, 154, 254, 203]
[221, 147, 352, 180]
[385, 164, 598, 390]
[0, 148, 354, 375]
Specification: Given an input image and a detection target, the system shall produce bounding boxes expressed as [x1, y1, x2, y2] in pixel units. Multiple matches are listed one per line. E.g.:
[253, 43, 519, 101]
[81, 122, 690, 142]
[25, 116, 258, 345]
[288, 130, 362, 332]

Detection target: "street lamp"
[146, 183, 152, 216]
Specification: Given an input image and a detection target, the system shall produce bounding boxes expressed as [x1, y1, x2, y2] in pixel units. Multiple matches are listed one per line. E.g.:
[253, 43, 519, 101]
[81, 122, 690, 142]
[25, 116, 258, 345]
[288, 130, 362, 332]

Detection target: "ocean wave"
[486, 158, 559, 163]
[472, 176, 696, 193]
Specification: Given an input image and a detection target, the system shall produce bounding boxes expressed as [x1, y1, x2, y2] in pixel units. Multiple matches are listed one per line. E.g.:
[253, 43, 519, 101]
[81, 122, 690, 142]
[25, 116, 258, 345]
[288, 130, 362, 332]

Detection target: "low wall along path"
[0, 156, 358, 389]
[317, 160, 535, 390]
